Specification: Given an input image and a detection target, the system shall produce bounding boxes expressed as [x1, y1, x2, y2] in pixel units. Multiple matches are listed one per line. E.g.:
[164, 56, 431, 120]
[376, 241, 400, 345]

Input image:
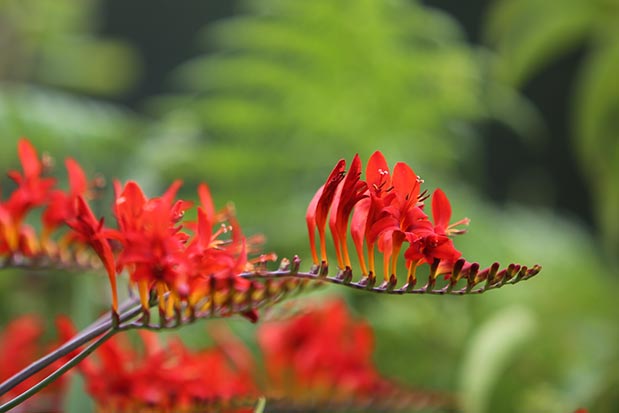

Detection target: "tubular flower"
[308, 151, 541, 293]
[256, 299, 451, 411]
[77, 329, 257, 413]
[308, 151, 466, 282]
[0, 139, 97, 264]
[1, 139, 275, 320]
[100, 179, 273, 318]
[42, 158, 89, 244]
[306, 159, 346, 265]
[258, 300, 380, 400]
[1, 139, 55, 254]
[73, 300, 449, 412]
[66, 196, 119, 312]
[328, 154, 368, 270]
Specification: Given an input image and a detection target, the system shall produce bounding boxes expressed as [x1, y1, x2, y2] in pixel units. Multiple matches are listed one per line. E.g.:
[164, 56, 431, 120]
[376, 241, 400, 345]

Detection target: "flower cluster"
[1, 139, 275, 320]
[78, 328, 257, 413]
[308, 152, 488, 286]
[73, 298, 447, 413]
[70, 163, 277, 319]
[0, 139, 545, 413]
[258, 300, 382, 402]
[0, 139, 91, 263]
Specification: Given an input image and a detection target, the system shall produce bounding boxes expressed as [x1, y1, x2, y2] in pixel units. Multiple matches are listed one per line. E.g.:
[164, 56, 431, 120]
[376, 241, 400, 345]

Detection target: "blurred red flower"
[0, 315, 73, 412]
[258, 300, 382, 402]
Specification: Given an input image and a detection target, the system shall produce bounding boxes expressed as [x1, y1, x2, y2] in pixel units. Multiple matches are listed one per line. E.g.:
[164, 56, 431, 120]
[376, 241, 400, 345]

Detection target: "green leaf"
[169, 0, 489, 164]
[458, 306, 537, 413]
[35, 38, 140, 96]
[485, 0, 597, 85]
[573, 39, 619, 260]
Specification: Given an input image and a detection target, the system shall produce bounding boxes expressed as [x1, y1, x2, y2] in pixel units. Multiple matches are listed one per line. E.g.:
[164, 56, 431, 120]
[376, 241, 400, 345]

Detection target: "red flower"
[0, 315, 73, 411]
[306, 159, 346, 265]
[42, 158, 88, 231]
[67, 177, 271, 319]
[431, 188, 470, 237]
[328, 154, 368, 270]
[66, 196, 119, 311]
[1, 139, 55, 253]
[257, 300, 381, 401]
[75, 300, 448, 412]
[5, 139, 55, 219]
[79, 327, 257, 412]
[1, 139, 106, 266]
[111, 180, 192, 310]
[309, 151, 469, 282]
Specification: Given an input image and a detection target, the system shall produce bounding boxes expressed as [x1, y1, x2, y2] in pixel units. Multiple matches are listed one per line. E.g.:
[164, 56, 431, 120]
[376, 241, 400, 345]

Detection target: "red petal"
[366, 151, 389, 191]
[162, 179, 183, 204]
[351, 197, 370, 262]
[315, 159, 346, 230]
[114, 181, 147, 230]
[17, 138, 41, 178]
[431, 188, 452, 233]
[336, 154, 366, 235]
[306, 186, 323, 262]
[198, 183, 215, 225]
[328, 181, 344, 267]
[368, 215, 399, 245]
[65, 158, 87, 194]
[196, 208, 212, 248]
[392, 162, 418, 205]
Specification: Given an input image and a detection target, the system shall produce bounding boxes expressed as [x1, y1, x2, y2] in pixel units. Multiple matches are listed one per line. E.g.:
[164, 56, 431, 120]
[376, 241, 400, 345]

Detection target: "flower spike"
[258, 151, 541, 296]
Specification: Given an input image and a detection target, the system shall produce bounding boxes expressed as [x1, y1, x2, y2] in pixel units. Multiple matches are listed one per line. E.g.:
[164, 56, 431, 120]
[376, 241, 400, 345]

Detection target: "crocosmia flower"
[77, 328, 257, 413]
[74, 178, 275, 319]
[307, 151, 540, 292]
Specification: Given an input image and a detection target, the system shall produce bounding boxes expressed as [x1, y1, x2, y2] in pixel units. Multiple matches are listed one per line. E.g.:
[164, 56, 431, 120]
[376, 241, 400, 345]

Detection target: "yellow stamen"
[407, 260, 418, 284]
[138, 280, 150, 310]
[319, 228, 328, 264]
[367, 243, 376, 275]
[157, 283, 168, 312]
[390, 241, 403, 278]
[353, 239, 368, 276]
[383, 251, 390, 282]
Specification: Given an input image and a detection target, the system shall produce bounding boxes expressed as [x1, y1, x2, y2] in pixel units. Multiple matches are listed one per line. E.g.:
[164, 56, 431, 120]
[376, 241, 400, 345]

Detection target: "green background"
[1, 0, 617, 412]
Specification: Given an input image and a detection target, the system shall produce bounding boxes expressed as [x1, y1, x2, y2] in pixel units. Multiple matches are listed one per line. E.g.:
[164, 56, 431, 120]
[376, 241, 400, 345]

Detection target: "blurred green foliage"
[1, 0, 618, 412]
[485, 0, 619, 262]
[0, 0, 138, 94]
[147, 0, 506, 257]
[175, 0, 484, 155]
[0, 0, 143, 177]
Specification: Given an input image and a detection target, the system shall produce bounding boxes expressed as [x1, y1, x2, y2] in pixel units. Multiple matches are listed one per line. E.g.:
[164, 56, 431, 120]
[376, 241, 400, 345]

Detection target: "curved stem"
[0, 298, 143, 397]
[0, 329, 117, 413]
